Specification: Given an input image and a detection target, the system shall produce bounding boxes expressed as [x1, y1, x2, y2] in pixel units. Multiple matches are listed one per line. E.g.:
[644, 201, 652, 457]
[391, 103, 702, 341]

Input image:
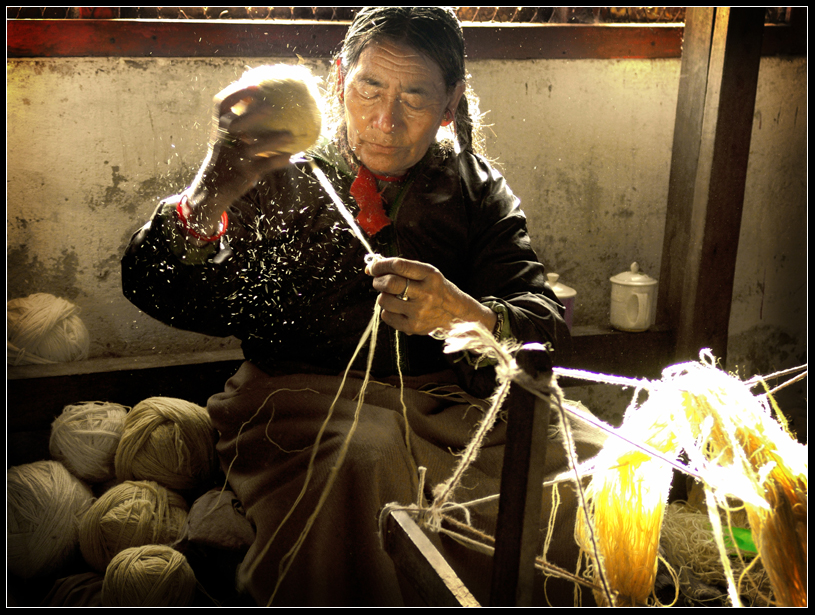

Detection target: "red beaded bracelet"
[176, 195, 229, 242]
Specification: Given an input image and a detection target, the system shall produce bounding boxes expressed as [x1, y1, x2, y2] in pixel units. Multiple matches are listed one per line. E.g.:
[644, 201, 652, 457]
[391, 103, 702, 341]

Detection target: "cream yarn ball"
[50, 401, 130, 484]
[7, 460, 94, 578]
[114, 396, 218, 492]
[79, 480, 188, 572]
[101, 544, 197, 607]
[232, 63, 323, 155]
[7, 293, 90, 365]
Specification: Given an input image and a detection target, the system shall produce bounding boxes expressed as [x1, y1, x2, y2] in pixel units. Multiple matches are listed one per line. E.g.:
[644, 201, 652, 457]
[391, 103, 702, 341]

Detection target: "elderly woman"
[123, 7, 585, 607]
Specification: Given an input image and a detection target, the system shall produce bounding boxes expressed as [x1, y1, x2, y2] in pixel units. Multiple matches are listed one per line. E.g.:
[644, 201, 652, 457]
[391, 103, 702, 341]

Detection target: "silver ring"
[396, 278, 410, 301]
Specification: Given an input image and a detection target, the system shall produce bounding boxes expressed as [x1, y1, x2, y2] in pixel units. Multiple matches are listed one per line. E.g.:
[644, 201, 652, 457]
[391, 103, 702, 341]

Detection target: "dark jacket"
[121, 143, 569, 396]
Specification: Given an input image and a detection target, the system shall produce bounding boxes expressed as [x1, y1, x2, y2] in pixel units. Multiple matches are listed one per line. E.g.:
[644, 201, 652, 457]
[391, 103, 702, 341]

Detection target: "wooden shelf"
[7, 326, 674, 468]
[7, 349, 245, 466]
[564, 324, 675, 381]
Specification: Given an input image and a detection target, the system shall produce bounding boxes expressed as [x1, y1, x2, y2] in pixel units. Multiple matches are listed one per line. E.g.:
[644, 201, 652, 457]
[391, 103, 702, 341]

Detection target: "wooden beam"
[657, 8, 765, 364]
[461, 23, 684, 59]
[8, 18, 803, 60]
[8, 17, 803, 60]
[382, 509, 480, 607]
[5, 20, 683, 59]
[657, 7, 716, 349]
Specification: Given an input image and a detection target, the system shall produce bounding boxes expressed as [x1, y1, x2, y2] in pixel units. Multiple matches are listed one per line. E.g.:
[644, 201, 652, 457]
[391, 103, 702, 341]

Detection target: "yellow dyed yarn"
[671, 361, 807, 607]
[576, 352, 807, 608]
[575, 393, 678, 606]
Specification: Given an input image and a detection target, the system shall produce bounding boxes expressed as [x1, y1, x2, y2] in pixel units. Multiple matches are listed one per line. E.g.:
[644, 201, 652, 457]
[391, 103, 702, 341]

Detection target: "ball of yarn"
[102, 544, 197, 607]
[50, 401, 130, 484]
[114, 396, 218, 492]
[232, 63, 323, 155]
[7, 293, 90, 365]
[79, 480, 189, 572]
[7, 460, 94, 578]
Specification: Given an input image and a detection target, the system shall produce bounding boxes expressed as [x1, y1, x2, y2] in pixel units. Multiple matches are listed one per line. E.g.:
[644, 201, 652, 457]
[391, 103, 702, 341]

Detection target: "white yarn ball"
[50, 401, 130, 484]
[102, 544, 197, 607]
[7, 293, 90, 365]
[232, 63, 323, 155]
[7, 460, 95, 579]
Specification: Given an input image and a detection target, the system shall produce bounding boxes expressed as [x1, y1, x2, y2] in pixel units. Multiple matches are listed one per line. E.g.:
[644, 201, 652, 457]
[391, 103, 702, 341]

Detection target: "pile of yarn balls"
[7, 395, 219, 607]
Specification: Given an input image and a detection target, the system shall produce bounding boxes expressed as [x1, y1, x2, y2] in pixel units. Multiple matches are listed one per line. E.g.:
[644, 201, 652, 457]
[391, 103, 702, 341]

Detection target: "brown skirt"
[207, 361, 594, 606]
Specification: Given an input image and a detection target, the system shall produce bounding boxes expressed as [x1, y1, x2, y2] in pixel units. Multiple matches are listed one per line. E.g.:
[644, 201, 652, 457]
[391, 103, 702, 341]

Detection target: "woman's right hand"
[184, 81, 296, 232]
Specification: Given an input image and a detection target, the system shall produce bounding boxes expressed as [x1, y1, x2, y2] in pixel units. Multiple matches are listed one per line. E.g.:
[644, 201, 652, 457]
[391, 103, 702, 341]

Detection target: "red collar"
[350, 165, 392, 237]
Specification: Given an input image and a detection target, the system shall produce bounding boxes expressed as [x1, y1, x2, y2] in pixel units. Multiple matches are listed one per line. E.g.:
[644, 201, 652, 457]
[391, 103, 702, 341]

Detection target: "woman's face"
[343, 39, 464, 177]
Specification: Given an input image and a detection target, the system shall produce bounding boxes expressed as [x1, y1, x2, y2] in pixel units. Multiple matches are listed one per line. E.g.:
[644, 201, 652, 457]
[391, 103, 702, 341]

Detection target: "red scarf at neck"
[350, 165, 404, 237]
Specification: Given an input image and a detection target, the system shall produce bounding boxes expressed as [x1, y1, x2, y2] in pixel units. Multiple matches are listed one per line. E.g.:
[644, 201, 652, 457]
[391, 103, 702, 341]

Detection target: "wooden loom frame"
[382, 8, 772, 605]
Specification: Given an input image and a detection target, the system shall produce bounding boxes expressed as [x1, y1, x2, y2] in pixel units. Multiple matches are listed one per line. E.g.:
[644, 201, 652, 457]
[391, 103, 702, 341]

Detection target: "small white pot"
[609, 262, 658, 332]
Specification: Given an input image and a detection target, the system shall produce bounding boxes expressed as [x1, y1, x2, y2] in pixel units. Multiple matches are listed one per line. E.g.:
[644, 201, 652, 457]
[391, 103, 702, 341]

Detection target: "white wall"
[7, 54, 807, 382]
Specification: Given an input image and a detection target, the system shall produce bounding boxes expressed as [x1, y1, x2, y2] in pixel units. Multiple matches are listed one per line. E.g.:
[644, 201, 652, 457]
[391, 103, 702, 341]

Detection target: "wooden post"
[657, 8, 765, 363]
[489, 344, 553, 606]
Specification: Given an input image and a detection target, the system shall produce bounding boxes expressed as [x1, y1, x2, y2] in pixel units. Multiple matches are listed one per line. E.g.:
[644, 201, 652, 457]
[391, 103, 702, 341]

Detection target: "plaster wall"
[7, 55, 807, 383]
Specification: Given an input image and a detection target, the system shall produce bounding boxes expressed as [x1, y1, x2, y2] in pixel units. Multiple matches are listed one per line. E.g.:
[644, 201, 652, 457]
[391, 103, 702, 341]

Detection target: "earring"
[441, 110, 454, 127]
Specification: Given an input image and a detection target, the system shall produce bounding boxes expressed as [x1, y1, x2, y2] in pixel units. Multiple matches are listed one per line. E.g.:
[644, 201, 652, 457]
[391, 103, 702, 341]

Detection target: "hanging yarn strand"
[237, 138, 391, 606]
[551, 389, 617, 607]
[424, 321, 520, 528]
[255, 302, 385, 606]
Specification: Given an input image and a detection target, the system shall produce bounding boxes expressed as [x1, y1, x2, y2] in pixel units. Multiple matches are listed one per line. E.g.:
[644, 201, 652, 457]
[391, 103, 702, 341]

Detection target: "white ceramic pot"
[609, 262, 658, 332]
[546, 273, 576, 331]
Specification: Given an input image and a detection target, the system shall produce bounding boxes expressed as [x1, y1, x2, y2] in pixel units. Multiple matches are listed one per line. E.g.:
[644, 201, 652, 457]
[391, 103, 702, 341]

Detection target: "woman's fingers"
[368, 257, 496, 336]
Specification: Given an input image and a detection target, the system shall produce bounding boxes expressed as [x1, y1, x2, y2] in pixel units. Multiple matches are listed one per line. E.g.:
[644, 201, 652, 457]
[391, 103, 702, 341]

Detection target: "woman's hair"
[325, 6, 487, 158]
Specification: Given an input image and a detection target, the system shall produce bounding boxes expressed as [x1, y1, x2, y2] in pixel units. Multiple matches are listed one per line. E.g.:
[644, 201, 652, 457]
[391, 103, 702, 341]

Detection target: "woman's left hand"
[367, 257, 497, 336]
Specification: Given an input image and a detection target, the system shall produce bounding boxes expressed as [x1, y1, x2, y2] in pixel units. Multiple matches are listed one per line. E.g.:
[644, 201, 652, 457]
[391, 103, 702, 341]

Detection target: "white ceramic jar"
[546, 273, 576, 331]
[609, 262, 658, 332]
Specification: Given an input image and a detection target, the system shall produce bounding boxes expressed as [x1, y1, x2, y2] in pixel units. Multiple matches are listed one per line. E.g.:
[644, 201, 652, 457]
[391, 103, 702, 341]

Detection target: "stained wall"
[7, 54, 807, 386]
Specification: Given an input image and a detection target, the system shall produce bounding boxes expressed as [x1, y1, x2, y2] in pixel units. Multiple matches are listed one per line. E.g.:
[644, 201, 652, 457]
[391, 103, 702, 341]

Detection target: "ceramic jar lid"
[609, 262, 657, 287]
[546, 273, 577, 299]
